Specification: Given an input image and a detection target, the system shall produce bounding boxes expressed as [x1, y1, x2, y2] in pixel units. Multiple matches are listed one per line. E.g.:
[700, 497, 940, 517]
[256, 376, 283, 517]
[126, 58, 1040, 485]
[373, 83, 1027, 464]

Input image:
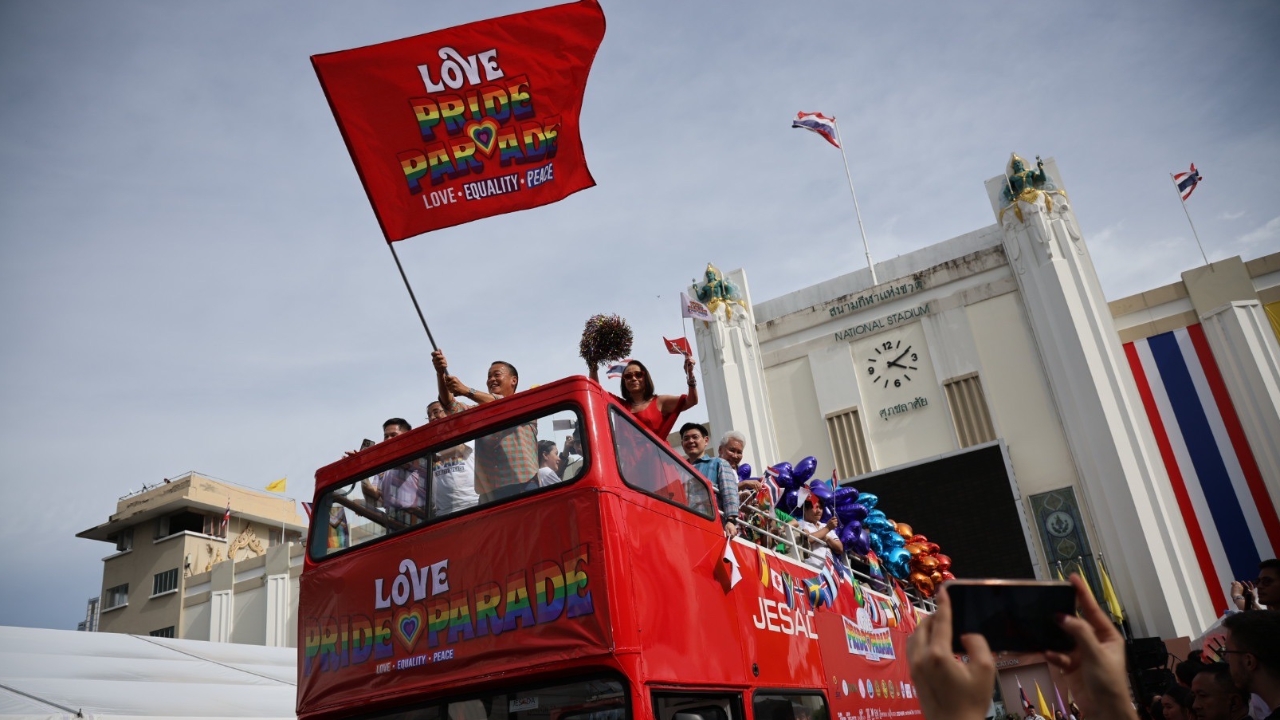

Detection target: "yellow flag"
[265, 477, 287, 493]
[1035, 680, 1053, 719]
[1098, 558, 1125, 624]
[1054, 564, 1066, 582]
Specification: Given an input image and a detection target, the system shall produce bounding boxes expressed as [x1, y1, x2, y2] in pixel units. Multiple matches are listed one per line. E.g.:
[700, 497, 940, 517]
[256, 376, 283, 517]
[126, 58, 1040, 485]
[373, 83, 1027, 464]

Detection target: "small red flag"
[312, 0, 606, 242]
[664, 336, 692, 356]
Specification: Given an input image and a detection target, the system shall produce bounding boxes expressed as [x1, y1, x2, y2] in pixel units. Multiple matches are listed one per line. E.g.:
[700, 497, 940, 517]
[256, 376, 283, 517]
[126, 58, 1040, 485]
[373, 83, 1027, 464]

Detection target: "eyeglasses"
[622, 372, 644, 379]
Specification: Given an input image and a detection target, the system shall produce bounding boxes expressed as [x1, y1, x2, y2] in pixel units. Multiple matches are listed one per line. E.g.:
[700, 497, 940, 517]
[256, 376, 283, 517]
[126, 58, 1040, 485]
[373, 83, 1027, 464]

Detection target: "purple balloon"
[777, 488, 799, 515]
[793, 456, 818, 484]
[738, 463, 752, 481]
[847, 503, 869, 522]
[773, 466, 796, 489]
[834, 486, 860, 504]
[808, 481, 834, 503]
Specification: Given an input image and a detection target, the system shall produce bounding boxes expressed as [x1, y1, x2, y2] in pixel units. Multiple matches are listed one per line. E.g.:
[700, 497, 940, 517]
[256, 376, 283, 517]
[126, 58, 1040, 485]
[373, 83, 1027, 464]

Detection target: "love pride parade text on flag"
[312, 0, 605, 241]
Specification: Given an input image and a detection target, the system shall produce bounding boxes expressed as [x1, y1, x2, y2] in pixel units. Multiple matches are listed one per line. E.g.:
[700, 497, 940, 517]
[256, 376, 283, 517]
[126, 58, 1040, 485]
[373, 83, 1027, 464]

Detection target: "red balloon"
[917, 576, 936, 597]
[940, 571, 955, 581]
[909, 534, 927, 545]
[934, 553, 952, 571]
[923, 542, 941, 555]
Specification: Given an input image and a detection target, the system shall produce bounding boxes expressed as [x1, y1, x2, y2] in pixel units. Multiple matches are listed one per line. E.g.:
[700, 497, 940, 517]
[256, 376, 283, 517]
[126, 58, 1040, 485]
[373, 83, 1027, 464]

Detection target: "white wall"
[763, 356, 835, 472]
[231, 585, 266, 646]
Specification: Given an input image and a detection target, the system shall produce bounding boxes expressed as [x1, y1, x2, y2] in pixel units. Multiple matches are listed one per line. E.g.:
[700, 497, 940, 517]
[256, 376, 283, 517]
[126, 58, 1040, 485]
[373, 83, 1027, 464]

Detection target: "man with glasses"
[1220, 611, 1280, 720]
[1231, 559, 1280, 612]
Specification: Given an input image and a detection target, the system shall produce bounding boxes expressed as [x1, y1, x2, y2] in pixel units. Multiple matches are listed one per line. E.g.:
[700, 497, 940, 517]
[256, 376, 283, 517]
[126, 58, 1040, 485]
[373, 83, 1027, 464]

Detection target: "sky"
[1, 1, 1277, 630]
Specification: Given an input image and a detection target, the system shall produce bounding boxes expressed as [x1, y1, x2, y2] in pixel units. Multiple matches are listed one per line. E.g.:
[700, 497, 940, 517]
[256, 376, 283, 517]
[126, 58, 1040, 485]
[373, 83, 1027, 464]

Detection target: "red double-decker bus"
[299, 376, 928, 720]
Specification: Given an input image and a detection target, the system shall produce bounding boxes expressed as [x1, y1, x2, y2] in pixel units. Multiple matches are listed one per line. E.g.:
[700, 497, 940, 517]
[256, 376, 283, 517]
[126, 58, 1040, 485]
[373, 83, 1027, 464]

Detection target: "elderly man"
[1192, 664, 1252, 720]
[718, 430, 746, 472]
[679, 422, 738, 536]
[432, 349, 538, 504]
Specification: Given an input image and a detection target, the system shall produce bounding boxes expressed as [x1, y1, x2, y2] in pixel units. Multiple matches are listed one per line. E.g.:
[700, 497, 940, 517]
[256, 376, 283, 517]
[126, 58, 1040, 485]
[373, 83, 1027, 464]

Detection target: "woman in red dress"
[591, 356, 698, 438]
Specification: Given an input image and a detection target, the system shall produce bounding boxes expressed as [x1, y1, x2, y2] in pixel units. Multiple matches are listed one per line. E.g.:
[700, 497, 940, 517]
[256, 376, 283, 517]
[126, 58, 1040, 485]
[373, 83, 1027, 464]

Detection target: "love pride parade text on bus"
[302, 544, 595, 677]
[399, 47, 561, 211]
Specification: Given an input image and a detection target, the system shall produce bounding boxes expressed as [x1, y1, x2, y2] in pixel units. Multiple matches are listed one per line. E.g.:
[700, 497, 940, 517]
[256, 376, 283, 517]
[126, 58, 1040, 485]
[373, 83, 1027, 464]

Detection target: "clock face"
[865, 338, 919, 389]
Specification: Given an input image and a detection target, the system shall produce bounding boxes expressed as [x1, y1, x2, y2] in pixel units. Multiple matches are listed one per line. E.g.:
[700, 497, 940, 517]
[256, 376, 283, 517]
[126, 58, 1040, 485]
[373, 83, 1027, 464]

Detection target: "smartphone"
[944, 579, 1076, 653]
[361, 438, 376, 450]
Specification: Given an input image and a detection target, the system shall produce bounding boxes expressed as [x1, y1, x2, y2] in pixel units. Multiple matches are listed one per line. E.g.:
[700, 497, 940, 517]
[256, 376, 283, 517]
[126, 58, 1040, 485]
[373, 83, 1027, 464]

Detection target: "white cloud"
[1237, 216, 1280, 249]
[1219, 210, 1246, 220]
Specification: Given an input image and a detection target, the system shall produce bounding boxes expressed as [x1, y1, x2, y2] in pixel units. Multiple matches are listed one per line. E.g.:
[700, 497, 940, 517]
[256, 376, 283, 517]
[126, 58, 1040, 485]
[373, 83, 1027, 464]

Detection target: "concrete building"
[693, 155, 1280, 641]
[77, 472, 306, 645]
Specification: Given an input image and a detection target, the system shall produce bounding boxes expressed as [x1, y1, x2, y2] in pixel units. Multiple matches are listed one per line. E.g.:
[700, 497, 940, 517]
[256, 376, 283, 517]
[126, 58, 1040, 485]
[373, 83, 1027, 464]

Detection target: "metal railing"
[734, 500, 936, 613]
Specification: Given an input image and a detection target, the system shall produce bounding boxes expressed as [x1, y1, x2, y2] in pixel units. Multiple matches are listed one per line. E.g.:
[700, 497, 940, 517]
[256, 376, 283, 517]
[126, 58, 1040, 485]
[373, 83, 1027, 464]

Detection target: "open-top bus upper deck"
[300, 376, 927, 720]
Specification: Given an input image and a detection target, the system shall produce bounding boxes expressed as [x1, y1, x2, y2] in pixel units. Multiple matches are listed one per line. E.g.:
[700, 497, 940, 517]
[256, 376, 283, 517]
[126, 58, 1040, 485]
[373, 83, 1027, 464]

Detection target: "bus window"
[751, 693, 829, 720]
[653, 694, 740, 720]
[609, 408, 713, 519]
[311, 406, 587, 559]
[359, 675, 627, 720]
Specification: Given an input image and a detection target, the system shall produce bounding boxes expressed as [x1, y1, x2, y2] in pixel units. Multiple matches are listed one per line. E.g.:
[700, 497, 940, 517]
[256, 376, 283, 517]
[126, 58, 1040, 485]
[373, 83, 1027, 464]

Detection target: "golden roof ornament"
[694, 263, 745, 320]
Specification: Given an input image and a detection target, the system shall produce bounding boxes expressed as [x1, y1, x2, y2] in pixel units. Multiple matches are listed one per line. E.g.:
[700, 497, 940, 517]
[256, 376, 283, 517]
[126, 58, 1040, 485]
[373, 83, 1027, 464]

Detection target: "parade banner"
[297, 493, 611, 712]
[312, 0, 606, 241]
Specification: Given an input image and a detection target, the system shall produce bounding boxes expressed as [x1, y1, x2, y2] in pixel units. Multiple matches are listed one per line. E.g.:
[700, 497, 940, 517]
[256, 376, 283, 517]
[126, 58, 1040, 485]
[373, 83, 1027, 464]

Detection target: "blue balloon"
[869, 532, 884, 555]
[866, 509, 886, 523]
[858, 492, 879, 510]
[883, 531, 906, 549]
[738, 463, 752, 481]
[886, 547, 912, 579]
[793, 456, 818, 484]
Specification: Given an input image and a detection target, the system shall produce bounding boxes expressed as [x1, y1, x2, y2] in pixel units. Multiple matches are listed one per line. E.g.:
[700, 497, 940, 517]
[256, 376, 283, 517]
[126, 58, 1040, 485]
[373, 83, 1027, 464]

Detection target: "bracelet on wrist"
[1233, 595, 1246, 600]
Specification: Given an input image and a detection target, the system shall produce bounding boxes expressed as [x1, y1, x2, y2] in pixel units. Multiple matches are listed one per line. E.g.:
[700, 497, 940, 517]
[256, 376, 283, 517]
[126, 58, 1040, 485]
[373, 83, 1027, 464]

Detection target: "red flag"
[311, 1, 606, 242]
[664, 336, 692, 356]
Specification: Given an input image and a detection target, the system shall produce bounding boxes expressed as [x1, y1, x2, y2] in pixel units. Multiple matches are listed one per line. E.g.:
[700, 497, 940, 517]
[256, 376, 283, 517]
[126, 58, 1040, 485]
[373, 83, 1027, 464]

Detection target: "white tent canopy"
[0, 626, 296, 719]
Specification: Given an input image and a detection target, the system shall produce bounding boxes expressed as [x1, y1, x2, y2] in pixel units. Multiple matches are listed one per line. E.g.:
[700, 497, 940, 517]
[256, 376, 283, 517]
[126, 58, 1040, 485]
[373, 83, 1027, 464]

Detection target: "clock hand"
[887, 346, 912, 369]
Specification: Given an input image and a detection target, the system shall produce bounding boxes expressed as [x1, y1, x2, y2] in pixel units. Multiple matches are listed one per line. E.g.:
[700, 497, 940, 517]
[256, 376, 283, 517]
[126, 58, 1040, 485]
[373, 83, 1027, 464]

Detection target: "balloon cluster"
[874, 521, 954, 598]
[743, 454, 954, 598]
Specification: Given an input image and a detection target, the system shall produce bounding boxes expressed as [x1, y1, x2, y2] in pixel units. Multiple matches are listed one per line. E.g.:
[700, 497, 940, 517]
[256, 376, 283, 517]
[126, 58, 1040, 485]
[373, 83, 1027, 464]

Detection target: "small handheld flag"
[792, 111, 840, 148]
[265, 477, 287, 493]
[720, 537, 742, 589]
[1173, 163, 1202, 201]
[663, 336, 692, 356]
[1017, 677, 1034, 713]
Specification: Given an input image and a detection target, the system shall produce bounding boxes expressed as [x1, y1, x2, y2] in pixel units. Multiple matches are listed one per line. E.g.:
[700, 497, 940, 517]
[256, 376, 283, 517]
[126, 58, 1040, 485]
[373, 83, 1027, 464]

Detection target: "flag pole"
[1170, 173, 1210, 268]
[834, 120, 877, 286]
[387, 243, 439, 351]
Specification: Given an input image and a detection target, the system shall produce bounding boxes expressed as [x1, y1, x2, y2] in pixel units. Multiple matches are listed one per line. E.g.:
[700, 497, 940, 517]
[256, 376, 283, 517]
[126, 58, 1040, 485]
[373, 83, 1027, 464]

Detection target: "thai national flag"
[1125, 323, 1280, 615]
[605, 361, 629, 379]
[1174, 163, 1202, 201]
[761, 472, 781, 507]
[792, 111, 840, 148]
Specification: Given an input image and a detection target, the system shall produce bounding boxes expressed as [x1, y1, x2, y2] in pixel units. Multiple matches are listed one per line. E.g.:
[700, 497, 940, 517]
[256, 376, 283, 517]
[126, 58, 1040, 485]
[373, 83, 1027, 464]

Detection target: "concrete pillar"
[209, 559, 233, 643]
[691, 268, 781, 471]
[985, 157, 1213, 638]
[264, 543, 292, 648]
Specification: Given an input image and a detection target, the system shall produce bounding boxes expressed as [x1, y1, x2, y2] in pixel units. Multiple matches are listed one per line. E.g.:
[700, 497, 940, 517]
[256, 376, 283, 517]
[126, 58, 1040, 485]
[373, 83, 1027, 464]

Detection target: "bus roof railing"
[734, 500, 936, 614]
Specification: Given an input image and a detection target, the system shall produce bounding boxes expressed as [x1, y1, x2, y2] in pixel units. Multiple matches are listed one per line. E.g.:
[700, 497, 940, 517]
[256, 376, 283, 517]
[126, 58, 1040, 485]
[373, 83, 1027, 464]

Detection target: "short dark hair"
[1223, 611, 1280, 672]
[1194, 663, 1250, 703]
[1162, 684, 1193, 710]
[1176, 657, 1210, 686]
[383, 418, 411, 432]
[679, 422, 708, 439]
[618, 360, 655, 402]
[491, 361, 518, 379]
[537, 440, 557, 460]
[427, 401, 443, 411]
[1260, 558, 1280, 575]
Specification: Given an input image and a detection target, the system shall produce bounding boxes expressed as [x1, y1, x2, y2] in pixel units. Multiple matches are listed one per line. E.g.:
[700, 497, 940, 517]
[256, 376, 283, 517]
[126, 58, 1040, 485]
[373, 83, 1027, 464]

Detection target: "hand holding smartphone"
[944, 579, 1076, 653]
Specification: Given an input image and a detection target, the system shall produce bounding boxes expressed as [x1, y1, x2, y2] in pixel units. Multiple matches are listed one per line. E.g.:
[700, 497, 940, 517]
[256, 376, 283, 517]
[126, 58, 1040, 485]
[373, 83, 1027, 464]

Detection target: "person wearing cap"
[797, 494, 841, 568]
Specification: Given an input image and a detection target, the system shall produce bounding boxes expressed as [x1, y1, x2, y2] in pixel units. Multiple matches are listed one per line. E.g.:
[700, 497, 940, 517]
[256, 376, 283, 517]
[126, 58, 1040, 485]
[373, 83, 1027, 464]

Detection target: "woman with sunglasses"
[590, 355, 698, 438]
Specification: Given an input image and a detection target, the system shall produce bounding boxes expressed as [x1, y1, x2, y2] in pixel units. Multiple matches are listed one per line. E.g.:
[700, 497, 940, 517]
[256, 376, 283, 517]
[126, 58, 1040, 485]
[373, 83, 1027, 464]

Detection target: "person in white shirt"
[426, 401, 479, 515]
[536, 440, 562, 487]
[796, 495, 841, 568]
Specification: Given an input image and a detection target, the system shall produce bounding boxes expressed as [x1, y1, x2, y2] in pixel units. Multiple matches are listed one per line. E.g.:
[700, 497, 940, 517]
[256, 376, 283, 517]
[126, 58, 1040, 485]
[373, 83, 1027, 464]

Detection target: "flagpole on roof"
[1170, 172, 1210, 269]
[834, 121, 877, 286]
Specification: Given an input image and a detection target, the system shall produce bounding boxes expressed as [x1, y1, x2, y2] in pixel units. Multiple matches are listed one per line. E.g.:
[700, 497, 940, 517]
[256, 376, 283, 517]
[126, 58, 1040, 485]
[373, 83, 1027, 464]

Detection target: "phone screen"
[946, 580, 1076, 653]
[361, 438, 376, 450]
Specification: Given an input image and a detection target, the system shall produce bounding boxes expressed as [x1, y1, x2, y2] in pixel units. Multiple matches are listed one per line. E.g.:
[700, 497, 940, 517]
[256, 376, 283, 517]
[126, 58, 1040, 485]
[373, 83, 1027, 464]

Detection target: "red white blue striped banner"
[1124, 323, 1280, 614]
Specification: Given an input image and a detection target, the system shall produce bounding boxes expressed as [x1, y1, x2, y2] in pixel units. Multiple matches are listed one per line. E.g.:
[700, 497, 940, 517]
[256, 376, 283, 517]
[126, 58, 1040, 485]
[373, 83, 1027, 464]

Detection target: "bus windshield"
[311, 405, 586, 559]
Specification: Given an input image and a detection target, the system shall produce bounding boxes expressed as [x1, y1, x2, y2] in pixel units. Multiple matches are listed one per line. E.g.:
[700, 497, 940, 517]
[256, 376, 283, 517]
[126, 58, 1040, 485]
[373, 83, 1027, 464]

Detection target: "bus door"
[651, 691, 743, 720]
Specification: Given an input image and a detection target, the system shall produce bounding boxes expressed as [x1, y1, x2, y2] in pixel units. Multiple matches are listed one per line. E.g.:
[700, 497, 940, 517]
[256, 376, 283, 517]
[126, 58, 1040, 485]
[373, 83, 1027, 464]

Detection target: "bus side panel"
[297, 489, 614, 716]
[813, 611, 923, 717]
[734, 545, 829, 689]
[614, 494, 749, 685]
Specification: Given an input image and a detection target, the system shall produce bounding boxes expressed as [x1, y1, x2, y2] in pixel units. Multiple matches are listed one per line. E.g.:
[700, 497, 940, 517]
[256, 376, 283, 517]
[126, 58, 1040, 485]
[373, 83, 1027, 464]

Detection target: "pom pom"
[579, 314, 634, 367]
